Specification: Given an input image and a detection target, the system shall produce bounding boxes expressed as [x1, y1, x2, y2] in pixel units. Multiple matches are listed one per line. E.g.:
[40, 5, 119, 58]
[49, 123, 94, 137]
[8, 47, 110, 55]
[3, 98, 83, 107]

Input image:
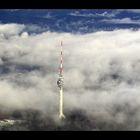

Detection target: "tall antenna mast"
[57, 41, 65, 119]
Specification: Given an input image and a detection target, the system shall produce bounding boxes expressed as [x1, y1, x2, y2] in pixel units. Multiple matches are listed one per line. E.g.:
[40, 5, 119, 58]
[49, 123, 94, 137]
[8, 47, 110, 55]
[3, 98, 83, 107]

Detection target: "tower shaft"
[59, 87, 65, 119]
[57, 41, 65, 120]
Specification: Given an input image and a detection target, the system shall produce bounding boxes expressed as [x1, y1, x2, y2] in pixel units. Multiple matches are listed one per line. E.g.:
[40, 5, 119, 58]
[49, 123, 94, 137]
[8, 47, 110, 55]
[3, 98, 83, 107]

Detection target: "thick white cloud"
[1, 24, 140, 129]
[0, 23, 25, 36]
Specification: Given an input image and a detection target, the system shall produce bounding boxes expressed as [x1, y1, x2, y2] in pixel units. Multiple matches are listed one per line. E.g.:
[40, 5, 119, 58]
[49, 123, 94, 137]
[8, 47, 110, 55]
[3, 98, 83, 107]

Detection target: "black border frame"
[0, 0, 140, 9]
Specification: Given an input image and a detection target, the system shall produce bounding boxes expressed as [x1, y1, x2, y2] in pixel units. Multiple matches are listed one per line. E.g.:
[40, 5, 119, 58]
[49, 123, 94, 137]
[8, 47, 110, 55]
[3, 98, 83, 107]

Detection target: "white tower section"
[57, 41, 65, 119]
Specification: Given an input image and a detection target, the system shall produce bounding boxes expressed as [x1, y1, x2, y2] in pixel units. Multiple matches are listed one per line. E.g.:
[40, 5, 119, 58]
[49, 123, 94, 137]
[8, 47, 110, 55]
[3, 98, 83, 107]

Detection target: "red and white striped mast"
[57, 41, 65, 119]
[60, 41, 63, 77]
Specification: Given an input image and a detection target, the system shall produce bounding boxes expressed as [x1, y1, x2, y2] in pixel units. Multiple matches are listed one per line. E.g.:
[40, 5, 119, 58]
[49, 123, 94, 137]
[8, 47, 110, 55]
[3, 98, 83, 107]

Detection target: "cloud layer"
[1, 24, 140, 130]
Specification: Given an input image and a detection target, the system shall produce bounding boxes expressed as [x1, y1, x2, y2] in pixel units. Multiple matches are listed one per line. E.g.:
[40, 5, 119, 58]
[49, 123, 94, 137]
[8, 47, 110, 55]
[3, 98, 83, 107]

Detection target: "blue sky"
[1, 9, 140, 33]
